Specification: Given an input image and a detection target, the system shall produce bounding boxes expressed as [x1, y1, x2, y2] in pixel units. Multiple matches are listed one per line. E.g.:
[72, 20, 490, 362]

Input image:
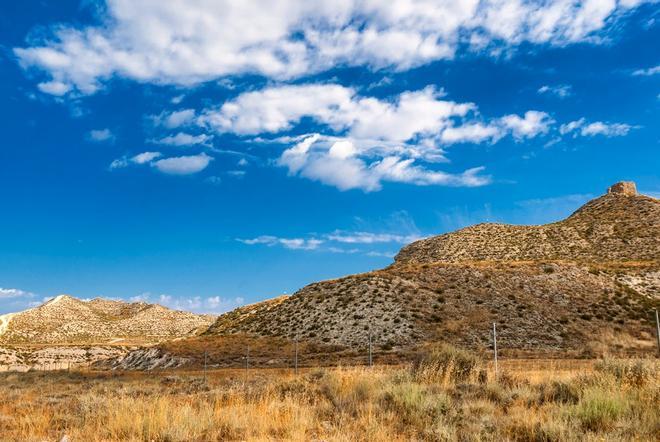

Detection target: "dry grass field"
[0, 346, 658, 442]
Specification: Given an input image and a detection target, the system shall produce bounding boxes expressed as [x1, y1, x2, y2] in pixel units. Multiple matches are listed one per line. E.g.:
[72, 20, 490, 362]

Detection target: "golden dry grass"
[0, 352, 657, 441]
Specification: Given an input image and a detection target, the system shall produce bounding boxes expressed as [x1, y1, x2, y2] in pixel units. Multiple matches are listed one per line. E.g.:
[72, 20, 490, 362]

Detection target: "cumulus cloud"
[560, 118, 637, 137]
[152, 153, 213, 175]
[153, 132, 212, 146]
[278, 135, 491, 191]
[87, 128, 115, 142]
[14, 0, 651, 95]
[194, 84, 554, 190]
[537, 84, 573, 98]
[500, 111, 553, 139]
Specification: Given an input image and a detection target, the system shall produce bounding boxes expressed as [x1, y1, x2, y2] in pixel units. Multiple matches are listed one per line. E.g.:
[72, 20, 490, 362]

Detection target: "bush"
[381, 382, 449, 426]
[594, 359, 658, 387]
[571, 388, 626, 431]
[536, 381, 579, 405]
[411, 344, 482, 385]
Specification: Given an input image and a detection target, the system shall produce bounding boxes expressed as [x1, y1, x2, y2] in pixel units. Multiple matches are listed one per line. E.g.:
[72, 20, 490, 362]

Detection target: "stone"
[607, 181, 637, 196]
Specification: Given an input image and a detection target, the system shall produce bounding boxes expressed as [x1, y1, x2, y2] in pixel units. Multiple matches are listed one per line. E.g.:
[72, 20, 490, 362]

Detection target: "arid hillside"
[205, 182, 660, 357]
[396, 181, 659, 264]
[0, 295, 214, 345]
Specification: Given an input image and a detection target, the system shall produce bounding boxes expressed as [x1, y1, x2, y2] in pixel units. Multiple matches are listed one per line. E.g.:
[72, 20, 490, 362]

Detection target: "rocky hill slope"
[396, 181, 659, 264]
[205, 182, 659, 357]
[0, 295, 215, 345]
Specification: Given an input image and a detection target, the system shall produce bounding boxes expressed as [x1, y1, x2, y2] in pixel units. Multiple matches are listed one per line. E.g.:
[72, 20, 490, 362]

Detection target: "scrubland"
[0, 346, 657, 441]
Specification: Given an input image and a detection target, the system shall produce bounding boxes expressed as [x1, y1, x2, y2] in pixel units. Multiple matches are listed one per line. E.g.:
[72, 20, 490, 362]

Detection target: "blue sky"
[0, 0, 659, 314]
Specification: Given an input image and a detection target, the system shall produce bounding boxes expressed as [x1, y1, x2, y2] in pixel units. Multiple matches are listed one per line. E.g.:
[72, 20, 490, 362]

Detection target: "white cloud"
[132, 151, 162, 164]
[153, 109, 196, 129]
[0, 288, 35, 299]
[153, 132, 212, 146]
[537, 84, 572, 98]
[580, 122, 634, 137]
[201, 85, 471, 143]
[37, 81, 71, 96]
[15, 0, 651, 94]
[152, 153, 213, 175]
[279, 135, 492, 192]
[499, 111, 553, 139]
[238, 225, 424, 255]
[87, 128, 114, 142]
[559, 118, 586, 135]
[632, 65, 660, 76]
[109, 158, 128, 169]
[238, 235, 324, 250]
[440, 123, 503, 144]
[560, 118, 637, 137]
[440, 111, 552, 144]
[109, 151, 162, 169]
[325, 231, 421, 244]
[197, 84, 552, 190]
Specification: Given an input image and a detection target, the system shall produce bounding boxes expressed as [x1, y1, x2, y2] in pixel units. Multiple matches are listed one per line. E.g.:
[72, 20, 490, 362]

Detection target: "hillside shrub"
[411, 344, 482, 385]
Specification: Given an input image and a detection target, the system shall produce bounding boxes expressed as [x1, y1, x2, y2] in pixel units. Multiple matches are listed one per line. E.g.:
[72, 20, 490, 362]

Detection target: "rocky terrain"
[203, 182, 660, 358]
[0, 295, 214, 345]
[396, 182, 659, 264]
[0, 346, 132, 372]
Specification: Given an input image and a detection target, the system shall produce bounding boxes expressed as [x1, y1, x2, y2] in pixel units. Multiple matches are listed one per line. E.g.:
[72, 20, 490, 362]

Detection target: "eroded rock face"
[96, 348, 190, 370]
[0, 346, 131, 372]
[608, 181, 637, 196]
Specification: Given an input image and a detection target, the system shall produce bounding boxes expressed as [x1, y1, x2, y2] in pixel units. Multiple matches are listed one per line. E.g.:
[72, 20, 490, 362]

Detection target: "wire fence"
[1, 308, 659, 374]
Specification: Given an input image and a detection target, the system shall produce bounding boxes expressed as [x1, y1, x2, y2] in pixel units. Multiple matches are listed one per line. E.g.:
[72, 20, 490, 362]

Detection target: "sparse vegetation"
[0, 348, 657, 441]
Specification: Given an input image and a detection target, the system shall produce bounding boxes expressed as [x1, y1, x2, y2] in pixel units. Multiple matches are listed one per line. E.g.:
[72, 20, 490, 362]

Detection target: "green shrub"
[571, 388, 626, 432]
[411, 344, 482, 385]
[381, 382, 449, 426]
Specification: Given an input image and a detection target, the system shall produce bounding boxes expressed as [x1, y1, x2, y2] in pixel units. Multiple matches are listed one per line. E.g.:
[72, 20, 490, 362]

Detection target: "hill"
[396, 181, 659, 264]
[0, 295, 215, 345]
[204, 182, 659, 357]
